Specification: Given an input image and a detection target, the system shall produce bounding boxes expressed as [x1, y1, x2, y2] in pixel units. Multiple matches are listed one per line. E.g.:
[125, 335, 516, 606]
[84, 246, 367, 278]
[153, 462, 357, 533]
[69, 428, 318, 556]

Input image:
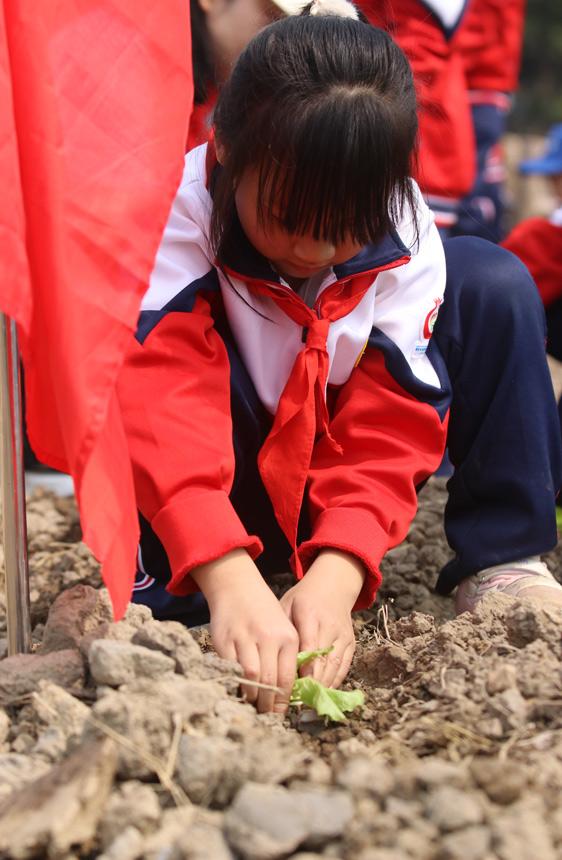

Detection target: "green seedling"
[290, 646, 365, 723]
[556, 507, 562, 531]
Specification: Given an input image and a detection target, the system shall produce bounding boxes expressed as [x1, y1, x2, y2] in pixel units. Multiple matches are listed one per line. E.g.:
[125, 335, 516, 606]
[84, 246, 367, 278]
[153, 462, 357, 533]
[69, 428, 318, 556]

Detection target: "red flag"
[0, 2, 192, 617]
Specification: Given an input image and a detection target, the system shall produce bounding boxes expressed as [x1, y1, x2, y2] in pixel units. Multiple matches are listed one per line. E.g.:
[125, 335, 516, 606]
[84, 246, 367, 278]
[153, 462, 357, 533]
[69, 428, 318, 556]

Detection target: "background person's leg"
[432, 237, 562, 595]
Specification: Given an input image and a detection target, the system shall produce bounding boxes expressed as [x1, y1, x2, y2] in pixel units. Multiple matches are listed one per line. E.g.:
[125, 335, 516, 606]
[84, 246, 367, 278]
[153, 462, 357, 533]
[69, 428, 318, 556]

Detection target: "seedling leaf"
[290, 676, 365, 723]
[296, 646, 334, 669]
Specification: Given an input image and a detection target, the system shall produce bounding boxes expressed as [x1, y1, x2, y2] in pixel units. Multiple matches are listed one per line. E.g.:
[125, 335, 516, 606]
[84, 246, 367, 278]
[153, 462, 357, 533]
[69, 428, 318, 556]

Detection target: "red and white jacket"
[359, 0, 475, 226]
[458, 0, 525, 105]
[117, 144, 451, 610]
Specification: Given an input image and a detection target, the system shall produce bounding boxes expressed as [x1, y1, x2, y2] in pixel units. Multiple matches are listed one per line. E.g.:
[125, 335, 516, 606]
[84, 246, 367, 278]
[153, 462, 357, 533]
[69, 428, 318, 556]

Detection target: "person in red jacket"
[122, 5, 562, 713]
[503, 124, 562, 360]
[358, 0, 475, 234]
[454, 0, 526, 241]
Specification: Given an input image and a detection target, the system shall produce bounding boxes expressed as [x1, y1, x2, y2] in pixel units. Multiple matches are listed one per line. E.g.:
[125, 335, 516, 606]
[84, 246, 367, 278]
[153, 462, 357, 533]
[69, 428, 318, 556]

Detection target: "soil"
[0, 479, 561, 859]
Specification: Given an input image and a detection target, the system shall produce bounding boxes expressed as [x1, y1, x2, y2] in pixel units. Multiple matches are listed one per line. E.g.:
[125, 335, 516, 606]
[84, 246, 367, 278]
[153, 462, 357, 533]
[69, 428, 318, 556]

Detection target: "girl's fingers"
[295, 623, 321, 677]
[274, 641, 299, 715]
[256, 642, 280, 714]
[333, 640, 356, 690]
[317, 638, 346, 688]
[235, 640, 261, 705]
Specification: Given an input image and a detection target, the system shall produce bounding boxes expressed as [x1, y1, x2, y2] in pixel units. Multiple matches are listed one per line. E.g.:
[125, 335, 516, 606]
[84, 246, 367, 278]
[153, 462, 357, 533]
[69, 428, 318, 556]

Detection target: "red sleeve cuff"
[151, 488, 263, 596]
[295, 507, 386, 611]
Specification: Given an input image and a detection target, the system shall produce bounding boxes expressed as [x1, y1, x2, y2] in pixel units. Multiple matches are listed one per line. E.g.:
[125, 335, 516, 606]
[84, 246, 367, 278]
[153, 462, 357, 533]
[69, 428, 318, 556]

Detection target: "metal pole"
[0, 313, 31, 655]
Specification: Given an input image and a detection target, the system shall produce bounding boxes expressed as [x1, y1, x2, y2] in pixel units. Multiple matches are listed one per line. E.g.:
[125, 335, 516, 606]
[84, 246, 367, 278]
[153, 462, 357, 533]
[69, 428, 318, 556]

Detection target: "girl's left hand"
[279, 549, 366, 689]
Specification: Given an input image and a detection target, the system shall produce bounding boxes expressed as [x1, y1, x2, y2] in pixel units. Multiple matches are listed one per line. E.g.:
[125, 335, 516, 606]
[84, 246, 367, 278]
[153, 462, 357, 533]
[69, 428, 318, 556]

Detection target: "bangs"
[252, 90, 410, 245]
[210, 15, 418, 263]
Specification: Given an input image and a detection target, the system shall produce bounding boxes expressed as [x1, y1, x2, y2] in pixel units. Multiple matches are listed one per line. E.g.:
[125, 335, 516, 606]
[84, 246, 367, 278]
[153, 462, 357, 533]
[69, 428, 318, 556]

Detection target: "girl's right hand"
[191, 549, 299, 714]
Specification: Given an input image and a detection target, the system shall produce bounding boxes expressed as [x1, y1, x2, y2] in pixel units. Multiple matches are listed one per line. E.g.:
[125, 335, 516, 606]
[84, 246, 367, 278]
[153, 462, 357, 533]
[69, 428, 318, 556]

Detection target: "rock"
[40, 585, 113, 653]
[88, 639, 176, 686]
[32, 727, 68, 763]
[132, 619, 203, 673]
[31, 680, 90, 747]
[492, 802, 557, 860]
[140, 807, 196, 858]
[335, 756, 395, 797]
[412, 758, 467, 788]
[0, 737, 117, 858]
[438, 826, 491, 860]
[225, 783, 354, 859]
[470, 758, 527, 805]
[425, 786, 484, 832]
[0, 710, 10, 745]
[176, 733, 315, 808]
[485, 663, 517, 694]
[0, 649, 85, 703]
[97, 826, 144, 860]
[100, 780, 161, 847]
[171, 813, 235, 860]
[11, 733, 34, 754]
[176, 734, 240, 805]
[88, 676, 226, 779]
[0, 754, 51, 801]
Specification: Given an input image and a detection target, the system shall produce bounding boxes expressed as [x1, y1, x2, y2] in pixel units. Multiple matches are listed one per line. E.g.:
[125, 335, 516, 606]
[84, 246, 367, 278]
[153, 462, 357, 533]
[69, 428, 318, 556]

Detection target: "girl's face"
[199, 0, 283, 83]
[234, 168, 364, 282]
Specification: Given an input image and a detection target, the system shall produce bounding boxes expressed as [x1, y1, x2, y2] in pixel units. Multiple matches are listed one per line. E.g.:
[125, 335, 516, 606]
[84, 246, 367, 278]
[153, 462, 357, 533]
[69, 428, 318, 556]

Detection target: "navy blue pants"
[132, 238, 562, 621]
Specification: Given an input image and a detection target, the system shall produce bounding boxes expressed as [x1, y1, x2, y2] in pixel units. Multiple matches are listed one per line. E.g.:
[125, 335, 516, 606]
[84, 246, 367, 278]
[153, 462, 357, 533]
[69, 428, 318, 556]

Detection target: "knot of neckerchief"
[248, 274, 374, 577]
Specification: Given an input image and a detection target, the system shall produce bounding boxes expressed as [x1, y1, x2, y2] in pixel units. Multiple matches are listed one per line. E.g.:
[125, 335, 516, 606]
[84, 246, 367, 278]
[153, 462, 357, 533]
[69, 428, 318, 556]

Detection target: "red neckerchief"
[223, 263, 408, 576]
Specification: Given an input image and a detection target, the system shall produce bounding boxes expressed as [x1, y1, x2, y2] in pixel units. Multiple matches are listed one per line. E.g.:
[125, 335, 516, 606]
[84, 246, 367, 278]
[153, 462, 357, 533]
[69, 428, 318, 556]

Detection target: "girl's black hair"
[211, 11, 419, 262]
[190, 0, 215, 105]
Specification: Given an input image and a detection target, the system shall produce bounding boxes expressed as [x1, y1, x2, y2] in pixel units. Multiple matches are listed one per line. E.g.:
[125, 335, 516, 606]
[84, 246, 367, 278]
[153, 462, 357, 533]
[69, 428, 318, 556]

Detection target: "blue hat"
[520, 123, 562, 176]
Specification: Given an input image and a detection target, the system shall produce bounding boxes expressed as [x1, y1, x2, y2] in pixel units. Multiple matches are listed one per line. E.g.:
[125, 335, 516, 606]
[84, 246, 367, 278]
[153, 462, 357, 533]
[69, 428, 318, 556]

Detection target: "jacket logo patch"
[422, 298, 442, 340]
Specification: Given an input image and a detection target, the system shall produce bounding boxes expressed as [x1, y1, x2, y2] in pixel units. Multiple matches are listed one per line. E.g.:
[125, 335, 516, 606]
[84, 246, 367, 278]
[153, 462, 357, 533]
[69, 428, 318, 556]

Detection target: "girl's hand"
[191, 549, 299, 714]
[280, 549, 366, 689]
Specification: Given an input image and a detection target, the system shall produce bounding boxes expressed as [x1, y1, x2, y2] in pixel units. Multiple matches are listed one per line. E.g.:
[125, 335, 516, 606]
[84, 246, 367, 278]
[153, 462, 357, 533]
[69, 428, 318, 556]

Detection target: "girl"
[118, 1, 562, 715]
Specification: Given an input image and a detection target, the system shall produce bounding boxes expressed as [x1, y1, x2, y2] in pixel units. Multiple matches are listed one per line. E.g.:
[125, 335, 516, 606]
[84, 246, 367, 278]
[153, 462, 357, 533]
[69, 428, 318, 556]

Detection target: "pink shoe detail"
[455, 559, 562, 614]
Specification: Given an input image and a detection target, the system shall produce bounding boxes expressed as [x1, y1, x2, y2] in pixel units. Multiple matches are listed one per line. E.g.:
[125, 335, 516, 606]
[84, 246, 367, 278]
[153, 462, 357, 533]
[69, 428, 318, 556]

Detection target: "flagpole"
[0, 314, 31, 655]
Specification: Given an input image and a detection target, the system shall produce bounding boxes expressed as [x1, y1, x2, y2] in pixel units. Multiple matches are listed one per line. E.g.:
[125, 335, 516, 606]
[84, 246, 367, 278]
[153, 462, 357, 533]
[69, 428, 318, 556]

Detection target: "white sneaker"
[455, 557, 562, 614]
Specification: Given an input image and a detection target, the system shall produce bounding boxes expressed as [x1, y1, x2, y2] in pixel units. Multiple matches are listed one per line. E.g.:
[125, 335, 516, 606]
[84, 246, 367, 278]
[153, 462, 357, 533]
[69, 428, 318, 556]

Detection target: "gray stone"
[425, 786, 484, 832]
[492, 802, 556, 860]
[132, 619, 203, 673]
[0, 709, 10, 745]
[176, 733, 314, 808]
[412, 757, 466, 788]
[176, 734, 240, 805]
[100, 780, 161, 847]
[470, 757, 527, 805]
[485, 663, 517, 694]
[172, 815, 235, 860]
[439, 826, 492, 860]
[0, 754, 51, 802]
[40, 584, 113, 653]
[335, 756, 396, 797]
[0, 737, 117, 858]
[32, 727, 68, 763]
[88, 676, 225, 779]
[97, 826, 144, 860]
[88, 639, 176, 686]
[0, 649, 85, 702]
[31, 680, 90, 746]
[225, 782, 354, 859]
